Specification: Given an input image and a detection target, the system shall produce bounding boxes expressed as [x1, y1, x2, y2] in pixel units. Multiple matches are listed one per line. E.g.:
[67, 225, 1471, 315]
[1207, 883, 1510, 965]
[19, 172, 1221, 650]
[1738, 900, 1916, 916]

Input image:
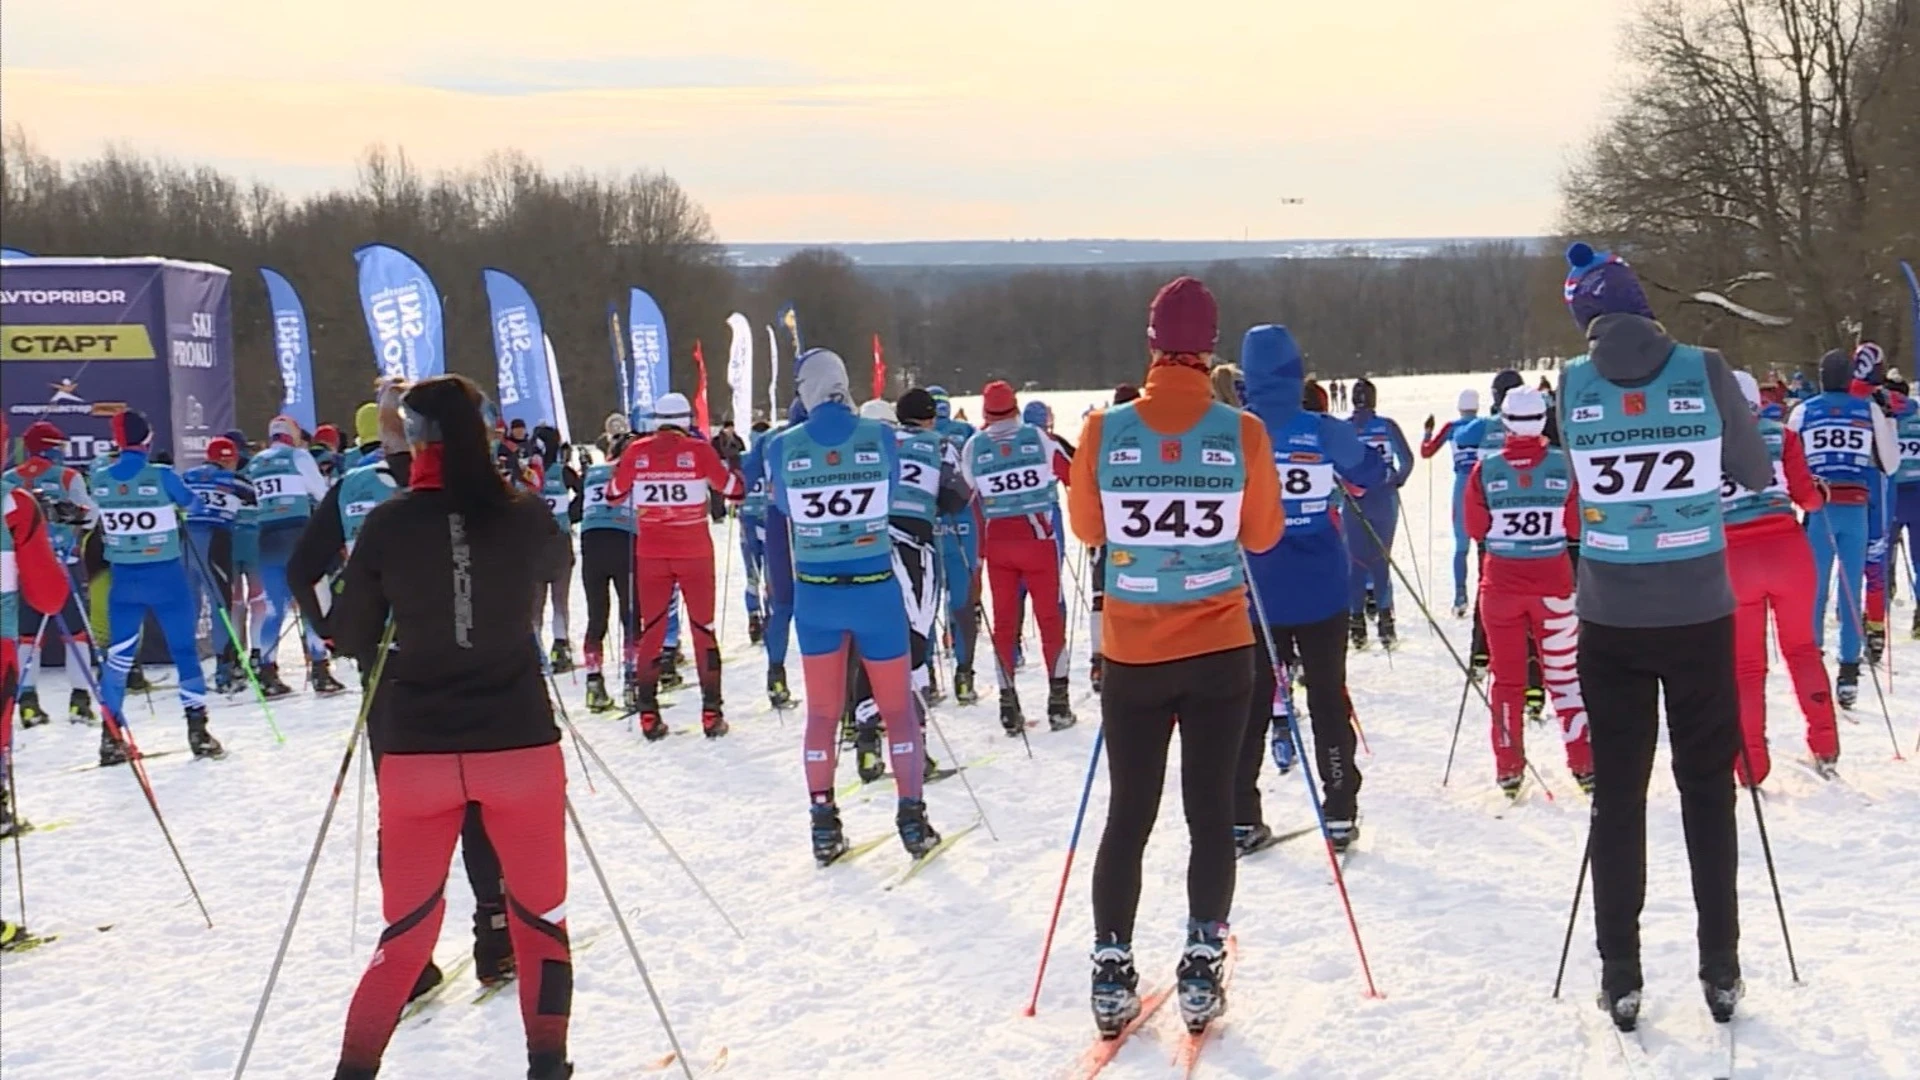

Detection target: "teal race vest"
[1562, 345, 1725, 564]
[889, 428, 943, 524]
[338, 461, 400, 551]
[1479, 449, 1572, 559]
[778, 420, 893, 566]
[1, 476, 17, 639]
[970, 424, 1057, 520]
[5, 466, 81, 561]
[578, 462, 635, 533]
[247, 445, 313, 526]
[1095, 402, 1246, 603]
[92, 463, 183, 564]
[1719, 418, 1793, 527]
[1479, 415, 1508, 455]
[541, 468, 572, 527]
[1895, 406, 1920, 485]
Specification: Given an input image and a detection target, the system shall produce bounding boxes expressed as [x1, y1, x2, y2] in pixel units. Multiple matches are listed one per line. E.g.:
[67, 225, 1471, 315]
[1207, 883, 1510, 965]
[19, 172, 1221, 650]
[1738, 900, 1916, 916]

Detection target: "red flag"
[693, 339, 711, 434]
[871, 333, 887, 400]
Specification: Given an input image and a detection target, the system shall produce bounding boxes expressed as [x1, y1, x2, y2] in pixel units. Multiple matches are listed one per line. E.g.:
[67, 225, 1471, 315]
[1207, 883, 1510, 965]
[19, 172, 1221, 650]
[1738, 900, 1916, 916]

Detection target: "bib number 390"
[102, 509, 163, 535]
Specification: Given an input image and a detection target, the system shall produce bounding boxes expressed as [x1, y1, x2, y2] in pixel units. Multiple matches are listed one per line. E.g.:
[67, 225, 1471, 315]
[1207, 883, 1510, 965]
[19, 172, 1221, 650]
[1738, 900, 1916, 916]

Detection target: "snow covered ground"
[3, 372, 1917, 1079]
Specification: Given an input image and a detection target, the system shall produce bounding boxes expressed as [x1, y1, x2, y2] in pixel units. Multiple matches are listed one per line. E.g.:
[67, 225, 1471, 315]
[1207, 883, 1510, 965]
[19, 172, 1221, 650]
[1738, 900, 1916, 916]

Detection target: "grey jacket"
[1557, 314, 1772, 629]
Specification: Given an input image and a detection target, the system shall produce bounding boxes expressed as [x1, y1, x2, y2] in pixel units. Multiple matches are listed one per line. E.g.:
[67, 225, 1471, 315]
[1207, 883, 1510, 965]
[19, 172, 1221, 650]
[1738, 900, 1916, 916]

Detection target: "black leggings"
[580, 529, 634, 665]
[1091, 645, 1254, 943]
[1234, 612, 1362, 826]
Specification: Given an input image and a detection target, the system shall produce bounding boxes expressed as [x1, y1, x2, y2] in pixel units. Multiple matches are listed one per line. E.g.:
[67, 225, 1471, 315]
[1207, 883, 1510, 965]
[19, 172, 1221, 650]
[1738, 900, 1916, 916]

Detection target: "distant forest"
[1, 0, 1912, 432]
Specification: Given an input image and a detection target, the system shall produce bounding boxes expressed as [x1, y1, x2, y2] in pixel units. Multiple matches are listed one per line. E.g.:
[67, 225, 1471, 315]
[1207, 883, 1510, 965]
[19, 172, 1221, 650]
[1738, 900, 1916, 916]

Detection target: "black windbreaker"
[333, 486, 569, 754]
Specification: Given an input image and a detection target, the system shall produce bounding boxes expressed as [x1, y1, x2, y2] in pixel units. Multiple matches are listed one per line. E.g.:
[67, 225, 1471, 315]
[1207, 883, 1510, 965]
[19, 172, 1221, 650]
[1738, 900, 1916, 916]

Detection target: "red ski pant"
[1483, 589, 1591, 778]
[338, 745, 570, 1073]
[1727, 528, 1838, 786]
[985, 538, 1065, 684]
[631, 553, 719, 702]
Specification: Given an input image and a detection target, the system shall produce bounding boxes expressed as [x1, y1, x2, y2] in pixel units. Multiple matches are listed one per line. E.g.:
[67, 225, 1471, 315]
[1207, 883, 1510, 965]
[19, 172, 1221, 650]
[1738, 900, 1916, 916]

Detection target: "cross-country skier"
[1558, 242, 1770, 1032]
[290, 381, 411, 642]
[1463, 387, 1593, 797]
[1342, 378, 1414, 649]
[91, 410, 225, 764]
[246, 414, 340, 697]
[1846, 344, 1901, 663]
[225, 428, 269, 677]
[1419, 389, 1488, 617]
[3, 420, 97, 725]
[962, 380, 1075, 732]
[181, 436, 257, 694]
[531, 425, 582, 674]
[1071, 277, 1283, 1036]
[743, 420, 799, 708]
[1721, 370, 1836, 786]
[927, 387, 984, 704]
[768, 349, 943, 862]
[1890, 380, 1920, 638]
[340, 403, 383, 472]
[576, 435, 636, 712]
[330, 374, 574, 1080]
[2, 422, 75, 845]
[1788, 348, 1899, 707]
[604, 392, 743, 738]
[1086, 383, 1142, 694]
[738, 422, 772, 646]
[1231, 324, 1382, 855]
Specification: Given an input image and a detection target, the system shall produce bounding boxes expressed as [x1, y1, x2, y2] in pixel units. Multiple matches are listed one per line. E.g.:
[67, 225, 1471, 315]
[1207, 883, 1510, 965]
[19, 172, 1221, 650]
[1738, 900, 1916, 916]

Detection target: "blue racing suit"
[1344, 409, 1415, 615]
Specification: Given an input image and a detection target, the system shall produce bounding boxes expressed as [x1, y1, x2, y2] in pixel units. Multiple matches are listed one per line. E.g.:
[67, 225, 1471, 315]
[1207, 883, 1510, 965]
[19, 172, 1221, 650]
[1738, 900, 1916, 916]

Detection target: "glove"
[1422, 415, 1435, 436]
[44, 498, 91, 526]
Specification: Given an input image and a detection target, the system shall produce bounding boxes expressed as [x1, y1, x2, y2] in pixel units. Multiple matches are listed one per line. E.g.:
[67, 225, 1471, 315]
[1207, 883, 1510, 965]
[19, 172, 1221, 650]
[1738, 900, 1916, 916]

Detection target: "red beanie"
[23, 421, 65, 454]
[312, 424, 341, 451]
[1147, 276, 1218, 356]
[983, 380, 1018, 420]
[205, 436, 239, 465]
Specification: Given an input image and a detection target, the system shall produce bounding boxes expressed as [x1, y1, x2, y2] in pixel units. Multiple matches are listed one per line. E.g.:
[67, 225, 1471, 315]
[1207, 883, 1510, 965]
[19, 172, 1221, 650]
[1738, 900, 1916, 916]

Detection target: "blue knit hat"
[1564, 243, 1655, 329]
[112, 409, 152, 449]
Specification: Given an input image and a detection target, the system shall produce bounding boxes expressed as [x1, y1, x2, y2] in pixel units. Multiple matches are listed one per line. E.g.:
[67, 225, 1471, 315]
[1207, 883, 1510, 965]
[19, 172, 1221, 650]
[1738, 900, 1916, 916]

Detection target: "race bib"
[788, 482, 885, 524]
[100, 505, 178, 538]
[1571, 438, 1718, 504]
[1492, 507, 1567, 541]
[898, 459, 940, 495]
[982, 466, 1046, 496]
[1278, 462, 1337, 500]
[1100, 492, 1243, 548]
[632, 479, 705, 507]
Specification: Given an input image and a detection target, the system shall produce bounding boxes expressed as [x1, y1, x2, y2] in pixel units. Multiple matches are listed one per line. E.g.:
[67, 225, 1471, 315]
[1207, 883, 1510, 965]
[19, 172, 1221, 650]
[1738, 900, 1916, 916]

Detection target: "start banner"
[1, 257, 234, 463]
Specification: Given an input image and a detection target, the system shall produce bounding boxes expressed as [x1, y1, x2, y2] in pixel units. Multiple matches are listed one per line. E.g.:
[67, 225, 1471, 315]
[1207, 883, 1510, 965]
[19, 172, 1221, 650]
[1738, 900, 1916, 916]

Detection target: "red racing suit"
[960, 419, 1074, 684]
[3, 484, 73, 761]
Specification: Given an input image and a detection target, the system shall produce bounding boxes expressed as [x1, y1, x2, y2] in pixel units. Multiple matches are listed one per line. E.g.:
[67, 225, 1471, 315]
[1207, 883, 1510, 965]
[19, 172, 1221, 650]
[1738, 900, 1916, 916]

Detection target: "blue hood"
[1241, 325, 1303, 429]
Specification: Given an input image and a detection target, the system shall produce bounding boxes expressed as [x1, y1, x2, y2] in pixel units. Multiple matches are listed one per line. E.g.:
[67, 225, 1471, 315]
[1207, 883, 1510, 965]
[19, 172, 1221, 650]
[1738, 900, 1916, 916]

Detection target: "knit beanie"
[1147, 276, 1218, 359]
[23, 421, 64, 454]
[354, 403, 381, 446]
[112, 410, 153, 449]
[982, 380, 1019, 421]
[897, 388, 938, 424]
[268, 415, 301, 444]
[1564, 242, 1656, 329]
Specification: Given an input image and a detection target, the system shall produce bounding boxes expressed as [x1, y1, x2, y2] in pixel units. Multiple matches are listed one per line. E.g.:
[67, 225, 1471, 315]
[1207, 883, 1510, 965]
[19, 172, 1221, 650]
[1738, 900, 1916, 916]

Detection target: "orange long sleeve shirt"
[1070, 363, 1283, 665]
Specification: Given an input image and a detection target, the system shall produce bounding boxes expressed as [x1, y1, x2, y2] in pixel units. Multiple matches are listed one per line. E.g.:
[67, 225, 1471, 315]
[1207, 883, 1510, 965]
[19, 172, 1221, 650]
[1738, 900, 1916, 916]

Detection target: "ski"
[646, 1046, 730, 1075]
[402, 955, 475, 1023]
[0, 932, 58, 954]
[1071, 983, 1174, 1079]
[8, 818, 74, 838]
[882, 821, 981, 890]
[1237, 825, 1319, 858]
[1173, 935, 1239, 1077]
[62, 749, 185, 775]
[823, 834, 894, 867]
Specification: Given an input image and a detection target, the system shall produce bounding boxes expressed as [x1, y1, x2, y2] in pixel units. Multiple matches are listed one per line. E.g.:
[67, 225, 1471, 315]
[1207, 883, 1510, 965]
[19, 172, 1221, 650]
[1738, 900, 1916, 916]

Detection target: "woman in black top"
[331, 375, 575, 1080]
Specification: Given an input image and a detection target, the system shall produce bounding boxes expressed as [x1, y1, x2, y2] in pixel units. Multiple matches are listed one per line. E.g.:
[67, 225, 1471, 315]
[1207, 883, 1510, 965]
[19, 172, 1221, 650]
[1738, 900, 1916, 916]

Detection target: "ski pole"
[552, 697, 745, 940]
[5, 753, 27, 930]
[1022, 724, 1104, 1017]
[231, 623, 392, 1079]
[1426, 456, 1436, 627]
[1817, 510, 1905, 760]
[1549, 823, 1592, 999]
[716, 510, 737, 646]
[182, 531, 283, 742]
[918, 689, 998, 841]
[349, 726, 367, 948]
[1441, 669, 1473, 787]
[973, 597, 1032, 760]
[1241, 551, 1382, 998]
[564, 796, 697, 1080]
[1392, 488, 1429, 617]
[1343, 689, 1373, 759]
[52, 619, 214, 929]
[1734, 732, 1802, 983]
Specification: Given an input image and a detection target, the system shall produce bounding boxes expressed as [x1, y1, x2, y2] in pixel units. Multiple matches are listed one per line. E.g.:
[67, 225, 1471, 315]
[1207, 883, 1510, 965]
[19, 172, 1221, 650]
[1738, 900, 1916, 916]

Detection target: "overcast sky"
[3, 1, 1625, 243]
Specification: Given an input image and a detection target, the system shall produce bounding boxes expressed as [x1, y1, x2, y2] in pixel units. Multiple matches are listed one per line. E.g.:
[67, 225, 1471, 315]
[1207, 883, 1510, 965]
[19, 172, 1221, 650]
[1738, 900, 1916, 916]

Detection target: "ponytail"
[402, 375, 512, 519]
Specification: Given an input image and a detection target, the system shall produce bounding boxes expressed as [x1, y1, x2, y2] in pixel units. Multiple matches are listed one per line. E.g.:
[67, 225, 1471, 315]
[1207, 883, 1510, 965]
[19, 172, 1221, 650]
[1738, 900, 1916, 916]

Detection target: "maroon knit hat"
[983, 380, 1019, 420]
[1147, 276, 1218, 355]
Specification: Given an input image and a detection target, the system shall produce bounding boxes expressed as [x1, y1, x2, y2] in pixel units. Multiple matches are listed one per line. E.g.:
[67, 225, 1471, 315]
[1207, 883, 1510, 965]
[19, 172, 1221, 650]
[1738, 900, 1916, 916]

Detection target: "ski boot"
[700, 703, 729, 739]
[549, 639, 575, 675]
[584, 673, 615, 712]
[953, 667, 979, 706]
[1865, 621, 1886, 666]
[1364, 587, 1378, 619]
[925, 665, 946, 706]
[1376, 610, 1397, 651]
[1, 920, 35, 953]
[1269, 727, 1297, 775]
[1912, 607, 1920, 641]
[186, 706, 225, 759]
[1452, 598, 1469, 620]
[257, 664, 294, 699]
[474, 902, 516, 986]
[1089, 939, 1141, 1038]
[1836, 661, 1860, 709]
[1175, 919, 1230, 1033]
[656, 651, 685, 691]
[310, 659, 346, 696]
[1470, 651, 1489, 684]
[213, 653, 239, 695]
[1598, 986, 1642, 1033]
[1572, 770, 1596, 796]
[1811, 753, 1840, 779]
[637, 708, 669, 742]
[126, 664, 149, 693]
[1524, 686, 1546, 725]
[1348, 612, 1369, 650]
[747, 613, 764, 646]
[1046, 677, 1076, 731]
[1013, 638, 1028, 670]
[1496, 772, 1525, 801]
[528, 1052, 574, 1080]
[767, 664, 794, 709]
[1089, 654, 1105, 695]
[68, 688, 95, 726]
[17, 690, 48, 729]
[1232, 823, 1273, 858]
[1702, 973, 1744, 1024]
[895, 797, 941, 858]
[0, 787, 17, 839]
[406, 961, 446, 1004]
[854, 725, 886, 783]
[1326, 818, 1359, 854]
[623, 671, 644, 714]
[98, 724, 129, 767]
[810, 801, 850, 866]
[999, 688, 1026, 736]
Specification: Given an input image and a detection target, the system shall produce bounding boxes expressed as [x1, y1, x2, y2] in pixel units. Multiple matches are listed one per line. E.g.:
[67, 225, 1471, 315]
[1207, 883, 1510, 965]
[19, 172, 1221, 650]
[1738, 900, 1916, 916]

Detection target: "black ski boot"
[953, 667, 979, 706]
[767, 663, 794, 709]
[1175, 919, 1230, 1033]
[1524, 685, 1546, 725]
[1702, 971, 1744, 1024]
[999, 688, 1026, 736]
[1497, 772, 1525, 801]
[213, 651, 239, 694]
[408, 961, 445, 1003]
[810, 802, 850, 866]
[474, 902, 516, 986]
[186, 706, 225, 759]
[310, 659, 346, 696]
[1598, 985, 1643, 1033]
[1364, 587, 1378, 619]
[1348, 612, 1368, 650]
[584, 673, 614, 712]
[1376, 610, 1397, 650]
[1090, 938, 1141, 1038]
[1089, 655, 1104, 695]
[1573, 770, 1596, 796]
[126, 664, 149, 692]
[656, 650, 685, 691]
[747, 613, 764, 646]
[854, 725, 886, 783]
[1836, 661, 1860, 709]
[1326, 818, 1359, 854]
[1232, 823, 1273, 858]
[925, 665, 946, 706]
[0, 786, 17, 839]
[258, 663, 294, 699]
[623, 673, 643, 714]
[1865, 621, 1885, 666]
[17, 690, 48, 729]
[895, 797, 941, 858]
[549, 639, 574, 675]
[98, 724, 129, 767]
[1046, 677, 1076, 731]
[527, 1051, 574, 1080]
